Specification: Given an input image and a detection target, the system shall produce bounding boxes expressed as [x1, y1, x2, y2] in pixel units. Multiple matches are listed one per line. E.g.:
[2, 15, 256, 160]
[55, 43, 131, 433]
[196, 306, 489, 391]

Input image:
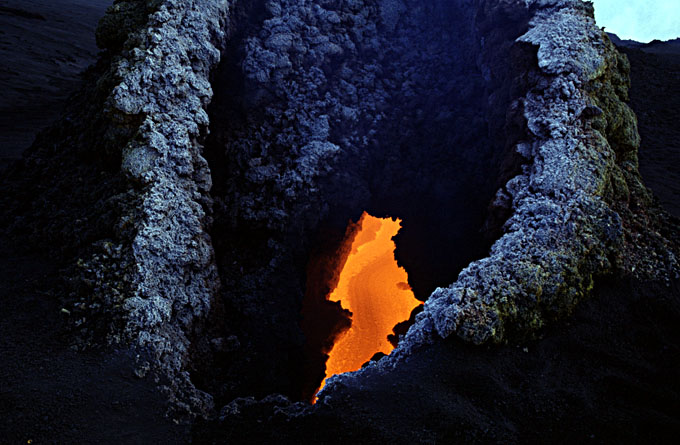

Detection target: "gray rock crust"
[86, 0, 231, 415]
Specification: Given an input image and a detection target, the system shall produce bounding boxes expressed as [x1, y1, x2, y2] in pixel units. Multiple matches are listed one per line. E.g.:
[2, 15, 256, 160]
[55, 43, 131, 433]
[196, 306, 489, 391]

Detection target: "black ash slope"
[0, 234, 190, 443]
[618, 41, 680, 218]
[195, 276, 680, 444]
[0, 0, 110, 164]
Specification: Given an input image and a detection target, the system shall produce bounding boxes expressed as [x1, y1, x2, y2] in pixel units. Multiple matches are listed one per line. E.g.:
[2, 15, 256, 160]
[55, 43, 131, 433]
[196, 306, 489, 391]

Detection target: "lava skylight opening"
[316, 212, 422, 397]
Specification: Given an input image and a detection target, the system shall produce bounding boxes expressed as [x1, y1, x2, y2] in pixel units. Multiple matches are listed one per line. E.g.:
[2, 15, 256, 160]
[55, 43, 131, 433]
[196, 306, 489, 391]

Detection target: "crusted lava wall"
[100, 0, 230, 414]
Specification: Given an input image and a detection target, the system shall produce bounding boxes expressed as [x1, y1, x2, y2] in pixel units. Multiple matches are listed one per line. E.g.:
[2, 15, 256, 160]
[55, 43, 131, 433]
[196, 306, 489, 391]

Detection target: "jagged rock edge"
[97, 0, 231, 415]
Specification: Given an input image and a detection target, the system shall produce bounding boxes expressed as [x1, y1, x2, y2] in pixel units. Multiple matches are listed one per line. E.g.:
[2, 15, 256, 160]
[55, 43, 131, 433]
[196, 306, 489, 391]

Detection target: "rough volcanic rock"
[87, 0, 232, 415]
[1, 0, 678, 431]
[319, 0, 679, 375]
[2, 0, 232, 417]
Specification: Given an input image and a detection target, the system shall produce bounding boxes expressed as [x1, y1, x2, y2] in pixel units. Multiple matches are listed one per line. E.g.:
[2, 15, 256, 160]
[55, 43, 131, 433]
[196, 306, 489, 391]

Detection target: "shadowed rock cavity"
[201, 0, 532, 402]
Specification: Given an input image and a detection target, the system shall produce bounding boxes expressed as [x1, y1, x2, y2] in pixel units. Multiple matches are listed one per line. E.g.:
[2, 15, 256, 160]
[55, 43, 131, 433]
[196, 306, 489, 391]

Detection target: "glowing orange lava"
[317, 212, 421, 394]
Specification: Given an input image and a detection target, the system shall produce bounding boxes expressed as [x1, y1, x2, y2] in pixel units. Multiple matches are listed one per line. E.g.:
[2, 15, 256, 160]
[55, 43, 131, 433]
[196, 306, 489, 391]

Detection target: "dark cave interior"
[198, 0, 532, 404]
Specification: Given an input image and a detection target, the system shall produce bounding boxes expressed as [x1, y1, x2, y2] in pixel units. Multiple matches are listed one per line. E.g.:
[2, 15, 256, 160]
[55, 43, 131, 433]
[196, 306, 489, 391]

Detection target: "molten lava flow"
[317, 212, 421, 395]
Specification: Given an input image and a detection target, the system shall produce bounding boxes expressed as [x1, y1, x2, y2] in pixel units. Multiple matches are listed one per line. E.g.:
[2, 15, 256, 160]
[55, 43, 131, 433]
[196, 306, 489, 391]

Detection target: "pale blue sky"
[591, 0, 679, 43]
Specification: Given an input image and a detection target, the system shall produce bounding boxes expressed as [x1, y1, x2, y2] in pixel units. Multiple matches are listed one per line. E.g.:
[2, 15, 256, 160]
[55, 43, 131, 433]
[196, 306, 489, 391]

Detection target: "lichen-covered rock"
[399, 0, 677, 346]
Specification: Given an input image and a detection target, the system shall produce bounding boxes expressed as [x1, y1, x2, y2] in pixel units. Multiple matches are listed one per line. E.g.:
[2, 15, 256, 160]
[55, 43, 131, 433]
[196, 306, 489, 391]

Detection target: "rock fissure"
[203, 0, 524, 403]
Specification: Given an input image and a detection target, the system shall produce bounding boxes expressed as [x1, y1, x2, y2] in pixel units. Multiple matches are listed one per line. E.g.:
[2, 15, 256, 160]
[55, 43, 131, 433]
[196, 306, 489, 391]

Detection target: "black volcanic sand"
[0, 0, 109, 165]
[0, 235, 190, 443]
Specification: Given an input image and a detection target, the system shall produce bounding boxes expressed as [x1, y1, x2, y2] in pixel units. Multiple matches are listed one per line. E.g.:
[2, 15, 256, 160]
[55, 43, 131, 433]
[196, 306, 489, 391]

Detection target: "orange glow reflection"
[317, 212, 421, 395]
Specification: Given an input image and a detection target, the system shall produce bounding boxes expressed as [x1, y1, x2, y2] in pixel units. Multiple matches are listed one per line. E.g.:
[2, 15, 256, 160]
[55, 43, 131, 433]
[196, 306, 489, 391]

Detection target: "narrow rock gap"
[197, 0, 530, 404]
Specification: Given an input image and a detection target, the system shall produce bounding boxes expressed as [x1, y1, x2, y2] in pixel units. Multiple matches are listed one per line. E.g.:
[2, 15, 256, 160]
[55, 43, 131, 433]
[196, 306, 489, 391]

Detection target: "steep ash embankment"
[1, 0, 679, 439]
[617, 42, 680, 218]
[0, 0, 111, 162]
